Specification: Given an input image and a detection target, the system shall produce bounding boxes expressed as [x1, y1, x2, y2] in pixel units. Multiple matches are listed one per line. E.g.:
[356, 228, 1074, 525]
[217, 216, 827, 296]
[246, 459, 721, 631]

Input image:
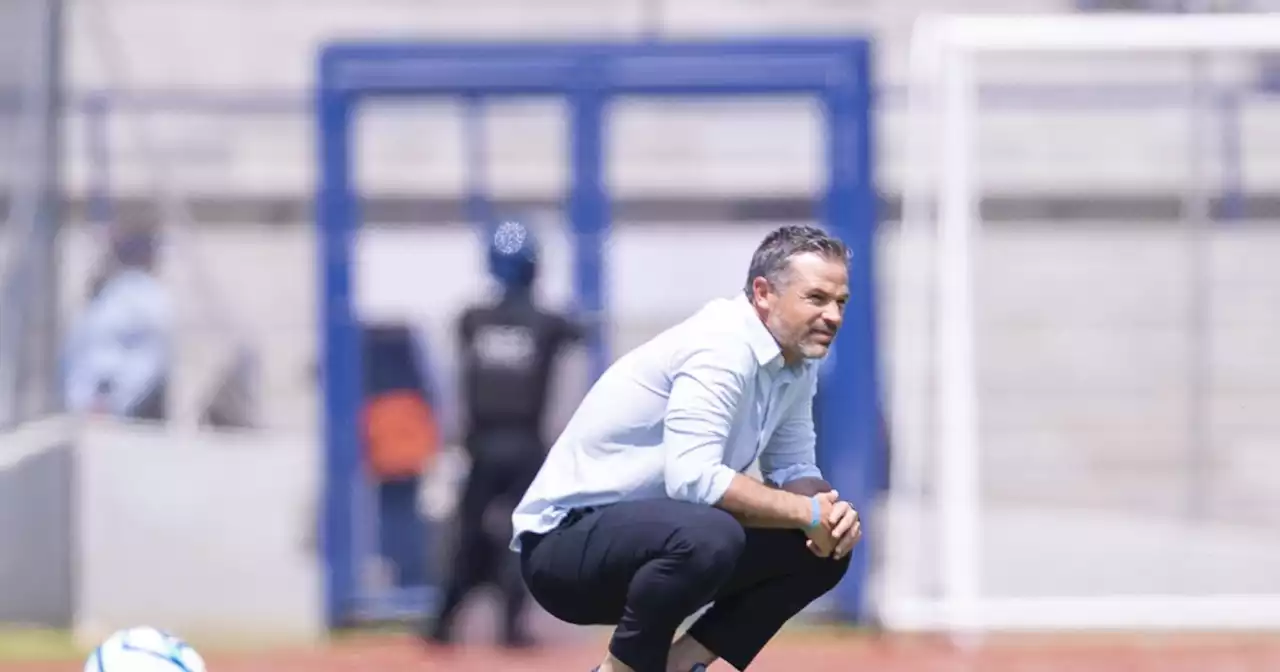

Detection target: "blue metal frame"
[316, 38, 881, 627]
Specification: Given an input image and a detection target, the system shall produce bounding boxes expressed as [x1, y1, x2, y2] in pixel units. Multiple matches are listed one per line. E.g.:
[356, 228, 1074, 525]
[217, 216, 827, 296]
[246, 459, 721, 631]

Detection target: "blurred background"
[3, 0, 1280, 669]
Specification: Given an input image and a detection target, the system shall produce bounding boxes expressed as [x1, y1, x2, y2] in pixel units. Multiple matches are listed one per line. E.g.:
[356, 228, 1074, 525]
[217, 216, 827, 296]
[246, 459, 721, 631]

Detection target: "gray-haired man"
[511, 225, 864, 672]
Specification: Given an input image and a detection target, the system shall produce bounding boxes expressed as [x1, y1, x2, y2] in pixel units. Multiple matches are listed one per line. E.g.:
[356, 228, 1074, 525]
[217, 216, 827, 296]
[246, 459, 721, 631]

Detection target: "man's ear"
[750, 276, 772, 305]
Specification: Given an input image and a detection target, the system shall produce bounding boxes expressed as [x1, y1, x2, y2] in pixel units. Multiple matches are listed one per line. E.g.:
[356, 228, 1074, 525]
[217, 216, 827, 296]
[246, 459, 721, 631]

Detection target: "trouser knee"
[666, 506, 746, 578]
[796, 546, 852, 597]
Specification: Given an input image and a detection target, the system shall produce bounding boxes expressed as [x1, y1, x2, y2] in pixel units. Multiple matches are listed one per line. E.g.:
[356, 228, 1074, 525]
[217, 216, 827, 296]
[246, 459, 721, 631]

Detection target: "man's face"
[753, 252, 850, 364]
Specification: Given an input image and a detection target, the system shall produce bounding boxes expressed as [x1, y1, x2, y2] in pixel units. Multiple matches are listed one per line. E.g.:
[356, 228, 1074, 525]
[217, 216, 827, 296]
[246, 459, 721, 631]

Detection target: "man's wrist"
[793, 494, 819, 530]
[807, 496, 822, 531]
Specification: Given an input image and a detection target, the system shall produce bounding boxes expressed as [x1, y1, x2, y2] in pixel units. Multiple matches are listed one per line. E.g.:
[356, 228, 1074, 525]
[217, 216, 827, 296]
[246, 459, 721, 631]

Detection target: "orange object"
[362, 390, 440, 480]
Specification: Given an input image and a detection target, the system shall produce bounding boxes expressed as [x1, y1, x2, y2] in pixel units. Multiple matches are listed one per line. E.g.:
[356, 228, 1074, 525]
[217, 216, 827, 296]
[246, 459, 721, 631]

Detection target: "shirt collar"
[735, 294, 823, 378]
[735, 294, 785, 371]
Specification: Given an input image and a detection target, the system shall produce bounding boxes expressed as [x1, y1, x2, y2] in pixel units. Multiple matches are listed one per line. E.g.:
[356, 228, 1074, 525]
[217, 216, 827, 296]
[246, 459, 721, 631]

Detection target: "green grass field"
[0, 628, 83, 662]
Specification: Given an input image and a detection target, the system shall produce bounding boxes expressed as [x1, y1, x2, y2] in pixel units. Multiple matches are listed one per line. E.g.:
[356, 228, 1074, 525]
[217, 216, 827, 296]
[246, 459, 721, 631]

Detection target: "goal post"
[888, 13, 1280, 634]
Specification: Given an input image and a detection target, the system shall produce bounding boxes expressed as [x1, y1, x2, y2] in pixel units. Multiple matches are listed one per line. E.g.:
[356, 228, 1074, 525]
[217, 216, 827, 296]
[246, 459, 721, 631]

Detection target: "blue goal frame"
[317, 38, 882, 628]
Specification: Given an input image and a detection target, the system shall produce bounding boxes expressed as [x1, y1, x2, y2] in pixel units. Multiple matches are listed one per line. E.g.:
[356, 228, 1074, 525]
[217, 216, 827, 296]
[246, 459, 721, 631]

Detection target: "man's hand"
[828, 500, 862, 560]
[803, 490, 841, 557]
[804, 490, 862, 560]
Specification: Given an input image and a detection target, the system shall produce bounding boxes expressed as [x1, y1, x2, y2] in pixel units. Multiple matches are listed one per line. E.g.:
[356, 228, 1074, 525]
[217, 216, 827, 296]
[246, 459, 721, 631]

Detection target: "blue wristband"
[808, 496, 822, 530]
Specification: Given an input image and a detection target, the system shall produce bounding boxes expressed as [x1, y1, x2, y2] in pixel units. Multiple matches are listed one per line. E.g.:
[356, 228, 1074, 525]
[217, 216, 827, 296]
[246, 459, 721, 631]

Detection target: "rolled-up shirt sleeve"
[662, 345, 747, 505]
[759, 374, 824, 487]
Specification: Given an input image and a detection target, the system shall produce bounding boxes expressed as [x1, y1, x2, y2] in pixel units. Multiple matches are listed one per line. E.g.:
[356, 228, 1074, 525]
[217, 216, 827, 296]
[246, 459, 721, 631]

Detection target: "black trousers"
[432, 431, 543, 643]
[519, 499, 851, 671]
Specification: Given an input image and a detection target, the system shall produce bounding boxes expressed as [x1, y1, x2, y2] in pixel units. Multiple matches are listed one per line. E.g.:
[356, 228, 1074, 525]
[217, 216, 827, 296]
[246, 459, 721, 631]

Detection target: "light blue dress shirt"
[63, 268, 172, 417]
[511, 294, 825, 551]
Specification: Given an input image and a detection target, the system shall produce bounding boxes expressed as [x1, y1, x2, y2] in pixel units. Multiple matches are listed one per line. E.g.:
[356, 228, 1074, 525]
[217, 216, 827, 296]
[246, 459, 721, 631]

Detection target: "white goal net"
[884, 13, 1280, 634]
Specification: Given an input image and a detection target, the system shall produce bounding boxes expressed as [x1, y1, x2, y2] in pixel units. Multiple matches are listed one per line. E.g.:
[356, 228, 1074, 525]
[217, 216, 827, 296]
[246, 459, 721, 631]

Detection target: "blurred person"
[423, 219, 583, 649]
[63, 224, 171, 420]
[511, 225, 862, 672]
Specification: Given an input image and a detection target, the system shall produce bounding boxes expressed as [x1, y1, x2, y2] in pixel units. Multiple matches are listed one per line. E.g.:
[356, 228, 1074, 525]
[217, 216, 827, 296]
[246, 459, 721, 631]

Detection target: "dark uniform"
[425, 220, 582, 648]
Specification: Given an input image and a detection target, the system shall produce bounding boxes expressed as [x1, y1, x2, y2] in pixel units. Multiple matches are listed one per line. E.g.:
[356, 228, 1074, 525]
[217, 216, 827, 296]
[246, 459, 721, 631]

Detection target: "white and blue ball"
[84, 627, 206, 672]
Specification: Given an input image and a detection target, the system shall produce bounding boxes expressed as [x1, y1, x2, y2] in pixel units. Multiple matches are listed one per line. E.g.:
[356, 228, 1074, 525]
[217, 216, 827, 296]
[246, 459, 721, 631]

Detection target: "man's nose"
[822, 304, 843, 328]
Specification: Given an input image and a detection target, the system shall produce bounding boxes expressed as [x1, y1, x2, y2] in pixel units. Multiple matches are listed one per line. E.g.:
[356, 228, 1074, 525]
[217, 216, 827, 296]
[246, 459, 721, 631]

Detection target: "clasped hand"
[804, 490, 861, 560]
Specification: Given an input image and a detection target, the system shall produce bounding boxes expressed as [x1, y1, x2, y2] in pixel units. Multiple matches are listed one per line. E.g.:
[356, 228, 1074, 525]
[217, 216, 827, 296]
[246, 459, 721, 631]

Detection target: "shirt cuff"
[669, 463, 738, 506]
[764, 463, 824, 488]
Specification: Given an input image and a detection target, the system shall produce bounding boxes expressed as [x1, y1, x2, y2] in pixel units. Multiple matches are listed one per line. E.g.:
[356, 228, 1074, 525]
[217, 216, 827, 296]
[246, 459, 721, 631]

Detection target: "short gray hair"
[743, 225, 850, 297]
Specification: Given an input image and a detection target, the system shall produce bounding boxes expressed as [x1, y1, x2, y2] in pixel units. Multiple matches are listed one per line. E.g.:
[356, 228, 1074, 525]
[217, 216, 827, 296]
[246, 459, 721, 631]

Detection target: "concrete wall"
[0, 419, 76, 626]
[0, 416, 323, 637]
[74, 419, 323, 645]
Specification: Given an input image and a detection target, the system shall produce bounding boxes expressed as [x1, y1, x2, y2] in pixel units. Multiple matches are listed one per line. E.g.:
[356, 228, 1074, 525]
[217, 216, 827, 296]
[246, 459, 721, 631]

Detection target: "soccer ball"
[84, 626, 207, 672]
